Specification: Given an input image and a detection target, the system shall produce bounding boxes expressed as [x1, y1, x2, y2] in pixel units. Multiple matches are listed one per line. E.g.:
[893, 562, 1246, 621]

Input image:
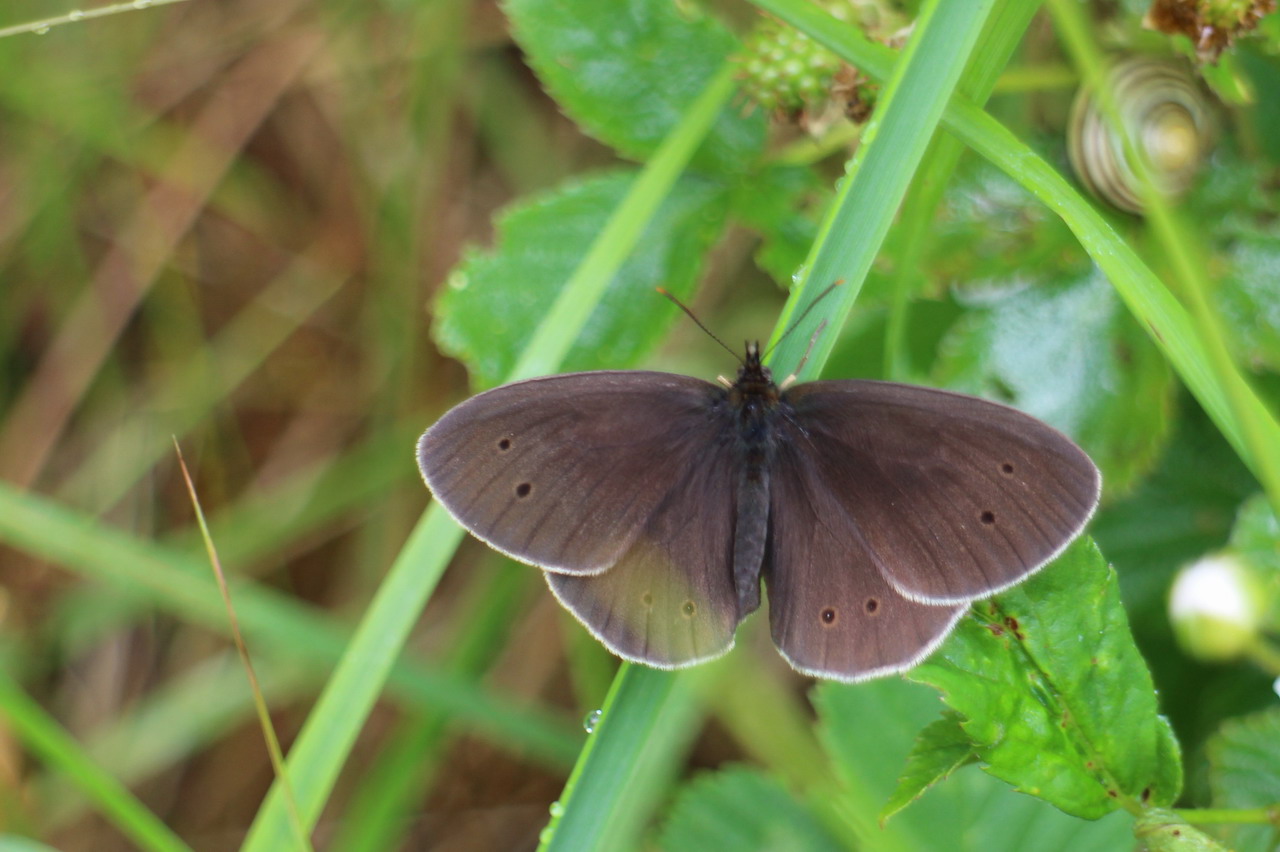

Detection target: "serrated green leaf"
[434, 170, 730, 388]
[881, 711, 974, 823]
[656, 766, 843, 852]
[504, 0, 764, 174]
[815, 679, 1136, 852]
[1133, 809, 1230, 852]
[909, 538, 1183, 819]
[1207, 706, 1280, 852]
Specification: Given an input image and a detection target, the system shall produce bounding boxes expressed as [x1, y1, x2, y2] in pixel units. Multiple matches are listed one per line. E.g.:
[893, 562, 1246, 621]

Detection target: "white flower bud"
[1168, 554, 1262, 661]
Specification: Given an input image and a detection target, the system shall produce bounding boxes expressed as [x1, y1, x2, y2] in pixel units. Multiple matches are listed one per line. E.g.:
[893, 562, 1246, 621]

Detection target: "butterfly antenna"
[779, 319, 829, 389]
[656, 287, 740, 362]
[763, 279, 844, 360]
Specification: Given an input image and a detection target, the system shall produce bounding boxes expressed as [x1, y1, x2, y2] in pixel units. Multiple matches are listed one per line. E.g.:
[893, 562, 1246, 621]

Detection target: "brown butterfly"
[417, 335, 1099, 682]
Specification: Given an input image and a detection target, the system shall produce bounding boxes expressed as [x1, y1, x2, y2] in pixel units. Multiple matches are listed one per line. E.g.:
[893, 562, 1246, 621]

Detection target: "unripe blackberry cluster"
[736, 13, 846, 115]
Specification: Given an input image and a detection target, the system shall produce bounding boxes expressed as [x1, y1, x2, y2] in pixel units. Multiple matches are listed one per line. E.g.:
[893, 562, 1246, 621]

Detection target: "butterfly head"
[734, 342, 778, 400]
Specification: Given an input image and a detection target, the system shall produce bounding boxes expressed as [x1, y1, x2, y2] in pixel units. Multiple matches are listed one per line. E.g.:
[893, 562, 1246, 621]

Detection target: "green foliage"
[0, 838, 62, 852]
[880, 711, 973, 822]
[938, 269, 1173, 493]
[1219, 223, 1280, 372]
[1133, 810, 1229, 851]
[814, 679, 1135, 851]
[1224, 494, 1280, 636]
[3, 0, 1280, 848]
[928, 164, 1175, 493]
[504, 0, 764, 173]
[1229, 493, 1280, 571]
[729, 163, 826, 287]
[1091, 416, 1272, 763]
[436, 171, 730, 387]
[656, 766, 843, 852]
[910, 539, 1182, 819]
[1207, 707, 1280, 852]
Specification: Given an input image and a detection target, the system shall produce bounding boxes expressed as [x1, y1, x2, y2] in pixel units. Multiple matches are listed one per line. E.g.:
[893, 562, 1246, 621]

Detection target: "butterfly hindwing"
[546, 435, 747, 667]
[765, 438, 967, 681]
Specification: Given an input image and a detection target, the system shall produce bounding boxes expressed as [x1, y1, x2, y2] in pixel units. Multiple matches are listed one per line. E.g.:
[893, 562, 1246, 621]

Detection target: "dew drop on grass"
[583, 708, 602, 733]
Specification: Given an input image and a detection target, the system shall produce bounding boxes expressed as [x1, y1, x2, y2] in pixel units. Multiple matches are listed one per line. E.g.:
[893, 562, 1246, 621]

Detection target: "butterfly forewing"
[417, 372, 725, 575]
[781, 380, 1101, 603]
[765, 439, 967, 681]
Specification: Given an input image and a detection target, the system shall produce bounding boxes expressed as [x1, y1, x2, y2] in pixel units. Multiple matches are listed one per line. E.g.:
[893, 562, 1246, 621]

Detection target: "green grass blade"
[241, 506, 464, 850]
[0, 0, 192, 39]
[703, 653, 863, 847]
[949, 96, 1280, 496]
[0, 837, 61, 852]
[883, 0, 1042, 379]
[0, 481, 581, 768]
[58, 257, 347, 510]
[330, 560, 532, 852]
[753, 0, 1280, 503]
[239, 58, 742, 852]
[34, 653, 315, 831]
[539, 3, 1001, 848]
[0, 670, 191, 852]
[512, 64, 740, 381]
[1045, 0, 1280, 517]
[539, 665, 702, 852]
[764, 0, 998, 379]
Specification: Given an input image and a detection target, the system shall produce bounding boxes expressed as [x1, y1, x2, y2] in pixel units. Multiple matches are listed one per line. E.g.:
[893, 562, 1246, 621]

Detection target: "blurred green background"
[1, 0, 1279, 850]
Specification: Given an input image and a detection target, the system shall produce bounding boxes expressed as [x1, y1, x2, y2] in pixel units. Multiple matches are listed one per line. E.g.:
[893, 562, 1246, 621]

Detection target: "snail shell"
[1067, 58, 1214, 214]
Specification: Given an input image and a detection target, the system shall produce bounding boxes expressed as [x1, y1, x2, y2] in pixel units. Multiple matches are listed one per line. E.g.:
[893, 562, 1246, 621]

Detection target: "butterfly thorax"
[727, 342, 783, 452]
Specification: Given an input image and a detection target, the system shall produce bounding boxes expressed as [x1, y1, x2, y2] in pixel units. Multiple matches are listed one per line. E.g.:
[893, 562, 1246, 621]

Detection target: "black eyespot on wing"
[497, 437, 512, 451]
[515, 482, 532, 498]
[980, 510, 995, 525]
[681, 600, 697, 617]
[864, 598, 879, 614]
[1000, 462, 1014, 475]
[820, 607, 837, 625]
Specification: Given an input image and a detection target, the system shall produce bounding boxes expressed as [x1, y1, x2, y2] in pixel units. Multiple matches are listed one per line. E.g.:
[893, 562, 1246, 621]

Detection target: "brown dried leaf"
[1144, 0, 1277, 62]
